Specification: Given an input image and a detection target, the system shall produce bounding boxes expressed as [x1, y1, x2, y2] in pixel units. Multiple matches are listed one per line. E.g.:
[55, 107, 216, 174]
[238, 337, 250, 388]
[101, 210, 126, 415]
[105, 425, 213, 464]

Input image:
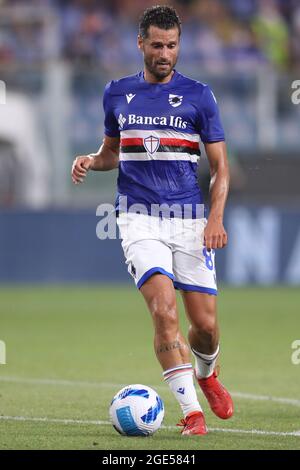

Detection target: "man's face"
[138, 26, 180, 81]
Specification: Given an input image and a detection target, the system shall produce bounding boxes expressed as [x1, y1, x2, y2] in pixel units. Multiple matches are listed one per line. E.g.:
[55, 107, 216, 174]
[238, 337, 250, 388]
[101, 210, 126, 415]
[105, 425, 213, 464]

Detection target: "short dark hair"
[139, 5, 181, 39]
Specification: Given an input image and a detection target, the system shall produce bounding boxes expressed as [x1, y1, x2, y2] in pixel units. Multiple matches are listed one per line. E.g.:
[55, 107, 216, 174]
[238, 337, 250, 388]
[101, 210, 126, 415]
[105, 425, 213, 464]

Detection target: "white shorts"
[117, 213, 217, 295]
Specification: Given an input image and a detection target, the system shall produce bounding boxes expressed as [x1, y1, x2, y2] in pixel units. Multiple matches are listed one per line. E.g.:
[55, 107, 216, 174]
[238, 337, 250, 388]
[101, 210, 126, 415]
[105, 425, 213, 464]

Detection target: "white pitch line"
[208, 427, 300, 437]
[0, 415, 299, 438]
[231, 392, 300, 408]
[0, 415, 105, 426]
[0, 375, 110, 388]
[1, 375, 300, 408]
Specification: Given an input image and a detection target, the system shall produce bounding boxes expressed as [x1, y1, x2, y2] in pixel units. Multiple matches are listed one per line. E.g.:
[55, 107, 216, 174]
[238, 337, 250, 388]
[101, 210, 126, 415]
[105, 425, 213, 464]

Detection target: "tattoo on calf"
[157, 341, 181, 354]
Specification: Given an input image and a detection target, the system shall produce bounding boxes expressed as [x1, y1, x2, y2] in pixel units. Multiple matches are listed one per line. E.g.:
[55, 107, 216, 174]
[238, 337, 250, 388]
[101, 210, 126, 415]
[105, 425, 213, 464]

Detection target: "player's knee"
[191, 314, 217, 339]
[151, 300, 178, 335]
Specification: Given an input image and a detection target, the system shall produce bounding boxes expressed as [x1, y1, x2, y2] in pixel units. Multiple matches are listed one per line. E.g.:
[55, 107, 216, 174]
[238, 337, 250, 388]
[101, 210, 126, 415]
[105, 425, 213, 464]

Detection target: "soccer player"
[71, 5, 233, 436]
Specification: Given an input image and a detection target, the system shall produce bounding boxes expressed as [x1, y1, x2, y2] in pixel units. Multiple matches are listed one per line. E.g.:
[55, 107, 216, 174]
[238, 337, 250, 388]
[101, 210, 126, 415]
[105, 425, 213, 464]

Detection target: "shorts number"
[203, 248, 214, 271]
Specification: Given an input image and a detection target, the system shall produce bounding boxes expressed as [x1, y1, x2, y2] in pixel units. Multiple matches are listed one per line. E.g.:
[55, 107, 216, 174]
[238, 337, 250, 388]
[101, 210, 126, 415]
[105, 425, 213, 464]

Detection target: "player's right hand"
[71, 155, 94, 184]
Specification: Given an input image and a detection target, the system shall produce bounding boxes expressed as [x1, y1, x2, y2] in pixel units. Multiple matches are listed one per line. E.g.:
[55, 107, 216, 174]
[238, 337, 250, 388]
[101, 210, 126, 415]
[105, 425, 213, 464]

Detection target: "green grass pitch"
[0, 285, 299, 450]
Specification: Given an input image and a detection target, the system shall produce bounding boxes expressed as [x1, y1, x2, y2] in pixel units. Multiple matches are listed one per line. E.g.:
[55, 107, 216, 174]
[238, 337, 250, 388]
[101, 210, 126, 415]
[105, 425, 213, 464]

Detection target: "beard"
[144, 56, 177, 80]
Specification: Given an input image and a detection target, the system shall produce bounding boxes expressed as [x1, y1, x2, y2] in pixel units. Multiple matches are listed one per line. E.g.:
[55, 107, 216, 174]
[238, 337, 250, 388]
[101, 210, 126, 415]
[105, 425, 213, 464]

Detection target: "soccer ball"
[109, 384, 164, 436]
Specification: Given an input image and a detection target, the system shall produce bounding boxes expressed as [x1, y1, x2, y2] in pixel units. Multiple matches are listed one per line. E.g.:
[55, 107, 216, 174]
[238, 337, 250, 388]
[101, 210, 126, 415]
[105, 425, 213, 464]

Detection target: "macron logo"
[177, 387, 185, 395]
[126, 93, 136, 104]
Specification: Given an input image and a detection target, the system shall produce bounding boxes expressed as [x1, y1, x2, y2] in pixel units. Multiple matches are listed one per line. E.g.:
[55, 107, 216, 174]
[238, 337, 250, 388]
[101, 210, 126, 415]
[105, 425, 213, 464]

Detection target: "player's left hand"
[204, 218, 228, 250]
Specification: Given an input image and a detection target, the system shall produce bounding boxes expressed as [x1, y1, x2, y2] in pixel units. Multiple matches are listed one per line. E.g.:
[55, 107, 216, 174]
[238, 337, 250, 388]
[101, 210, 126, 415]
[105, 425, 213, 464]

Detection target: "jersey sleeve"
[196, 85, 225, 143]
[103, 81, 120, 137]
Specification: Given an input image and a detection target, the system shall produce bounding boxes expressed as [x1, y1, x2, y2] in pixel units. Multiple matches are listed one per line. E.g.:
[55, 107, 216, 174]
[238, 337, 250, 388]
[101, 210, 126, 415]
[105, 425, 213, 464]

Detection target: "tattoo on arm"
[156, 341, 181, 354]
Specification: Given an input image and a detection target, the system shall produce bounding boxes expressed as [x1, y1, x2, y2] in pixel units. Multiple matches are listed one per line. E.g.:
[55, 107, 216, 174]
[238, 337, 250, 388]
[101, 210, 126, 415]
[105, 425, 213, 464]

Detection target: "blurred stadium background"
[0, 0, 300, 285]
[1, 0, 300, 451]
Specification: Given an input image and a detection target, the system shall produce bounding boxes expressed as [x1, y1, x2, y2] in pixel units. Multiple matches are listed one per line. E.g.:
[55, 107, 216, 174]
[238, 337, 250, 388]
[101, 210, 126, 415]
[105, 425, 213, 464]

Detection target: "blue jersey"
[103, 70, 225, 218]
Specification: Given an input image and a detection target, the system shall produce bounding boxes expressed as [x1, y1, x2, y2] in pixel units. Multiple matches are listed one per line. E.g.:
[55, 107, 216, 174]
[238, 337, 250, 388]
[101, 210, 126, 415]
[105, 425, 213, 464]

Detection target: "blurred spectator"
[291, 4, 300, 71]
[60, 1, 114, 64]
[252, 0, 290, 69]
[227, 0, 257, 21]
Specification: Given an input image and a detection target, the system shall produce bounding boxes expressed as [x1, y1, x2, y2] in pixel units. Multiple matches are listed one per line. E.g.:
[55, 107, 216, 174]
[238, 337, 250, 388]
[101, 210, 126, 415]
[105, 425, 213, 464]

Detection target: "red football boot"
[195, 367, 234, 419]
[177, 411, 208, 436]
